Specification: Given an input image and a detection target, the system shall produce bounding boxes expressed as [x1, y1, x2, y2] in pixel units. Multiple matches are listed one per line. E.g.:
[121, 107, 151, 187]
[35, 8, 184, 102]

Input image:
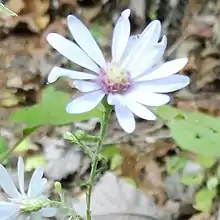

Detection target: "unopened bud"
[54, 181, 62, 194]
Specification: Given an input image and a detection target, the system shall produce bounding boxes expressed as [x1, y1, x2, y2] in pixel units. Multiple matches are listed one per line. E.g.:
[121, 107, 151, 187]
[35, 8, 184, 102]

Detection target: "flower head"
[47, 9, 190, 133]
[0, 157, 56, 219]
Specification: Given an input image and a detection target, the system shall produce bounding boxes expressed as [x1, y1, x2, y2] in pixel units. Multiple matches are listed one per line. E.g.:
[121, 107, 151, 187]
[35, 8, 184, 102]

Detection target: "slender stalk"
[86, 102, 112, 220]
[0, 126, 39, 163]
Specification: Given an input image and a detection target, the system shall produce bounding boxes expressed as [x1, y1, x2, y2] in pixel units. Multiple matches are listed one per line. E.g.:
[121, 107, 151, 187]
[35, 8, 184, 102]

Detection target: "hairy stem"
[86, 101, 112, 220]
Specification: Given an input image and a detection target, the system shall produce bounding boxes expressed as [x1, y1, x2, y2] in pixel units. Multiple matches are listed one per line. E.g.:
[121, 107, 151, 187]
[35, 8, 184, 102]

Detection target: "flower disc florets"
[100, 64, 131, 94]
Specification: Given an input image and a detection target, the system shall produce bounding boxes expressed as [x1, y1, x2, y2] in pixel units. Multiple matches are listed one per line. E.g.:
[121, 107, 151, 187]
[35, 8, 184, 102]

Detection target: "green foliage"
[207, 177, 218, 190]
[101, 145, 122, 170]
[157, 106, 220, 213]
[0, 3, 17, 16]
[122, 177, 137, 187]
[167, 156, 187, 174]
[0, 137, 8, 155]
[155, 105, 220, 157]
[110, 153, 123, 170]
[194, 188, 216, 212]
[181, 173, 204, 186]
[102, 145, 120, 158]
[13, 138, 30, 153]
[195, 155, 216, 169]
[25, 154, 47, 172]
[10, 86, 101, 128]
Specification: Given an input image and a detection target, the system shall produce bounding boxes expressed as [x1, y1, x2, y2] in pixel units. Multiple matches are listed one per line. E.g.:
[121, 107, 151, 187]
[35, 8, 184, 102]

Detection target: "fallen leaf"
[182, 15, 215, 38]
[189, 212, 210, 220]
[73, 172, 170, 220]
[38, 136, 82, 180]
[5, 0, 24, 15]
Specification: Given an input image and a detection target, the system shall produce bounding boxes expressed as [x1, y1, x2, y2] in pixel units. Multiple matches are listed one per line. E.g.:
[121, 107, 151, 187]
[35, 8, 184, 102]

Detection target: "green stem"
[48, 200, 83, 220]
[0, 126, 39, 163]
[86, 102, 112, 220]
[74, 137, 95, 158]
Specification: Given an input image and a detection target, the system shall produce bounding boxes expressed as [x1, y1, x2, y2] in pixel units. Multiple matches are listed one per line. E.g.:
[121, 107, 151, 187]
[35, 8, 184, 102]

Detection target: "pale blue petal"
[66, 90, 105, 114]
[39, 207, 57, 217]
[135, 75, 190, 93]
[48, 67, 98, 83]
[17, 157, 25, 195]
[125, 100, 156, 120]
[29, 213, 43, 220]
[73, 80, 101, 92]
[115, 103, 135, 133]
[136, 58, 188, 81]
[0, 165, 21, 199]
[125, 85, 170, 106]
[112, 9, 131, 62]
[47, 33, 100, 73]
[129, 35, 167, 78]
[28, 168, 46, 198]
[121, 35, 139, 60]
[0, 202, 20, 219]
[121, 20, 161, 70]
[67, 15, 106, 68]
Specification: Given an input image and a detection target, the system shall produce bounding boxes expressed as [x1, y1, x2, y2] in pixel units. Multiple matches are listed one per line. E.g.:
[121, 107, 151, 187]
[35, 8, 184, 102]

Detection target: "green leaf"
[167, 156, 187, 174]
[194, 188, 216, 212]
[195, 155, 216, 169]
[122, 177, 137, 187]
[170, 118, 220, 157]
[0, 137, 8, 155]
[207, 177, 218, 190]
[10, 86, 101, 127]
[14, 138, 30, 153]
[0, 126, 39, 163]
[154, 105, 185, 121]
[0, 4, 17, 16]
[25, 154, 47, 172]
[110, 153, 123, 170]
[156, 106, 220, 156]
[102, 145, 120, 159]
[181, 173, 204, 186]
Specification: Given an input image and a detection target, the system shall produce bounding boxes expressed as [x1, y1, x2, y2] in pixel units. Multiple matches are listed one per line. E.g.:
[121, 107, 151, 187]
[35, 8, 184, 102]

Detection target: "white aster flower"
[47, 9, 190, 133]
[0, 157, 56, 220]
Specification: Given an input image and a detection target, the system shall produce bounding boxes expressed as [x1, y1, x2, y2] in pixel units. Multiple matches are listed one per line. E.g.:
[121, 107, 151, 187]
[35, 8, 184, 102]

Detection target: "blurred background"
[0, 0, 220, 219]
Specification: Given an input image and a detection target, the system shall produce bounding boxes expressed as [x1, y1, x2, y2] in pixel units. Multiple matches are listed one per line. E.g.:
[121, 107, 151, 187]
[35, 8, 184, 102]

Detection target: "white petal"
[29, 213, 42, 220]
[126, 100, 156, 120]
[0, 202, 20, 219]
[28, 168, 46, 198]
[39, 207, 57, 217]
[121, 20, 161, 70]
[121, 35, 139, 59]
[129, 35, 167, 78]
[67, 15, 106, 68]
[48, 67, 98, 83]
[73, 80, 101, 92]
[136, 58, 188, 81]
[125, 88, 170, 106]
[112, 9, 131, 62]
[47, 33, 100, 73]
[107, 93, 123, 105]
[115, 104, 135, 133]
[0, 165, 21, 199]
[136, 75, 190, 93]
[17, 157, 25, 195]
[66, 90, 105, 114]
